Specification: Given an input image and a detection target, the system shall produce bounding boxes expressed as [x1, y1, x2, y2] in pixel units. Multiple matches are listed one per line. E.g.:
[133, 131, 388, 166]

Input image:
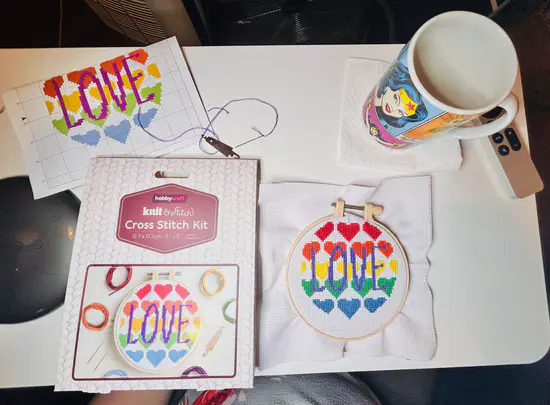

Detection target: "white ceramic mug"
[364, 11, 519, 149]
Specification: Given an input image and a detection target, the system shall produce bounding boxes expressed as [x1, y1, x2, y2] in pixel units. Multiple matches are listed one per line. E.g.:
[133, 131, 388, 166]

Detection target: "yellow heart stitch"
[131, 317, 143, 333]
[389, 259, 398, 274]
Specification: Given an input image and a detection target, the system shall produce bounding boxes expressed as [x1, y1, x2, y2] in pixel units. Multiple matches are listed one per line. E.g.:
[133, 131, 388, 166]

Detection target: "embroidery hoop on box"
[113, 271, 202, 373]
[286, 200, 410, 340]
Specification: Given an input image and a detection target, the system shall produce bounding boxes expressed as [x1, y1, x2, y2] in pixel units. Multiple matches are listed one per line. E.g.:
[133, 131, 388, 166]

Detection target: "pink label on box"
[117, 184, 218, 253]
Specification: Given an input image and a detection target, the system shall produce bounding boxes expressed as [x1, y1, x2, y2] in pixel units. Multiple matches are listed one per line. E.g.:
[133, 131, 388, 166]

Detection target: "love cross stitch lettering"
[114, 280, 201, 372]
[306, 241, 394, 295]
[288, 215, 409, 339]
[126, 302, 193, 345]
[43, 50, 155, 130]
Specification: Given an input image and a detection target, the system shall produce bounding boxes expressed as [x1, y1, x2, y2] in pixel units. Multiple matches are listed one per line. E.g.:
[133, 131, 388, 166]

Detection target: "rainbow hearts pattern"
[352, 241, 374, 259]
[163, 300, 182, 313]
[315, 222, 334, 241]
[378, 278, 396, 297]
[139, 332, 155, 349]
[181, 332, 197, 349]
[337, 222, 360, 242]
[136, 284, 152, 300]
[351, 277, 373, 298]
[141, 299, 160, 312]
[365, 297, 387, 313]
[175, 284, 190, 300]
[185, 300, 198, 315]
[165, 332, 178, 349]
[168, 349, 188, 363]
[313, 299, 334, 314]
[377, 241, 394, 258]
[118, 333, 129, 349]
[324, 278, 347, 299]
[146, 349, 166, 367]
[302, 241, 320, 261]
[363, 221, 382, 240]
[115, 279, 202, 372]
[126, 350, 144, 363]
[154, 284, 173, 299]
[324, 241, 346, 260]
[123, 301, 138, 316]
[338, 298, 361, 319]
[131, 317, 144, 333]
[302, 279, 321, 297]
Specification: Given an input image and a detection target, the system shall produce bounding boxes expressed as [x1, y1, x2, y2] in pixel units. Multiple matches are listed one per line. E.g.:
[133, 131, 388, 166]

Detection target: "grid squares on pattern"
[16, 45, 205, 190]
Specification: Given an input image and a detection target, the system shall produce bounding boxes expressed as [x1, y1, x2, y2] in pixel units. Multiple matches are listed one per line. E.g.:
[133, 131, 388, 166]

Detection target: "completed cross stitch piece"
[287, 200, 409, 340]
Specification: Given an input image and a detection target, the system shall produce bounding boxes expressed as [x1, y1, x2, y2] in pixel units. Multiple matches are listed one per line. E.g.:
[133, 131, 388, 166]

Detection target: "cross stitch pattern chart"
[3, 37, 209, 199]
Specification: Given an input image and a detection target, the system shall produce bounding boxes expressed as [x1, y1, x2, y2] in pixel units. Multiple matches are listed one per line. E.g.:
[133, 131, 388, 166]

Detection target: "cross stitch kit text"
[117, 184, 218, 253]
[124, 219, 209, 230]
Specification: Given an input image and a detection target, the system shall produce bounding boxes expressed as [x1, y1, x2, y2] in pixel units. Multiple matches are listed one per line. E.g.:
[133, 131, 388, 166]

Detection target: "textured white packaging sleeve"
[258, 177, 435, 370]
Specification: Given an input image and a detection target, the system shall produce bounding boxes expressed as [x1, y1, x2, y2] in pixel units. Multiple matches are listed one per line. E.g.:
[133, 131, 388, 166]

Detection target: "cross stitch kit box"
[56, 157, 258, 392]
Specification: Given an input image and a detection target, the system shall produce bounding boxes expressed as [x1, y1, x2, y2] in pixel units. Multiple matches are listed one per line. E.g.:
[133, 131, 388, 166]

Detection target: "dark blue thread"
[328, 245, 347, 292]
[350, 246, 367, 290]
[136, 97, 278, 155]
[310, 243, 325, 293]
[371, 245, 385, 290]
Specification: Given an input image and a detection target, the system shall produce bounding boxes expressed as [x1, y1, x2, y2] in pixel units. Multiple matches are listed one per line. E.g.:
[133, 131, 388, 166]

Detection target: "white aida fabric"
[258, 177, 436, 370]
[286, 211, 409, 340]
[338, 58, 462, 172]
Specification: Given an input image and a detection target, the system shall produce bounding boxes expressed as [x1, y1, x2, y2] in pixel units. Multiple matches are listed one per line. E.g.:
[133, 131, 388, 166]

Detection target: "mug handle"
[449, 93, 519, 140]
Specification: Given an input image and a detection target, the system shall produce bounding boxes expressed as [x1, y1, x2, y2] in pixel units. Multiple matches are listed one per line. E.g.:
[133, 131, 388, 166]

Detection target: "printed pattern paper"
[3, 37, 209, 199]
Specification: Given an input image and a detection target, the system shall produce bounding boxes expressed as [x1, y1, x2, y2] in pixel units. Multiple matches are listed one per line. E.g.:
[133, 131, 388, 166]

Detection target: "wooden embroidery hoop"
[285, 200, 410, 341]
[113, 270, 202, 373]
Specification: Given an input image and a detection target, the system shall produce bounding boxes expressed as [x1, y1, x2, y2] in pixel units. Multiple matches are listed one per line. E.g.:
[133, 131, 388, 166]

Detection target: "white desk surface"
[0, 45, 548, 388]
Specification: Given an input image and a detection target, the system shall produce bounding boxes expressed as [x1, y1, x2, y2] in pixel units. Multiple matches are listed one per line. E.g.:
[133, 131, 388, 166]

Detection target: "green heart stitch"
[118, 333, 129, 349]
[301, 279, 321, 297]
[113, 92, 138, 116]
[139, 332, 155, 349]
[324, 278, 347, 299]
[165, 332, 178, 349]
[351, 278, 373, 298]
[182, 332, 197, 349]
[81, 105, 109, 127]
[378, 277, 396, 297]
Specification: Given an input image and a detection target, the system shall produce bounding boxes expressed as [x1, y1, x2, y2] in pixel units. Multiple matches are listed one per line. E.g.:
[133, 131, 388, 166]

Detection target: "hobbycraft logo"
[153, 194, 187, 203]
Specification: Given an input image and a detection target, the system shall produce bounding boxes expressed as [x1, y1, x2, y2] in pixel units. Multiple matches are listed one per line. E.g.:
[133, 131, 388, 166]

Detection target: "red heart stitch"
[315, 222, 334, 241]
[185, 300, 198, 314]
[123, 300, 138, 316]
[337, 222, 360, 242]
[377, 240, 394, 258]
[363, 222, 382, 240]
[141, 299, 160, 312]
[324, 242, 347, 260]
[154, 284, 173, 300]
[163, 300, 182, 314]
[175, 284, 190, 300]
[302, 242, 321, 261]
[351, 241, 374, 259]
[136, 284, 152, 300]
